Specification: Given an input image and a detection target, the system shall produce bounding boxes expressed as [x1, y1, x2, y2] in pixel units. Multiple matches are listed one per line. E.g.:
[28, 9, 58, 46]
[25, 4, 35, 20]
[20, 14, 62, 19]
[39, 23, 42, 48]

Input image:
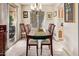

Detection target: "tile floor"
[5, 39, 68, 56]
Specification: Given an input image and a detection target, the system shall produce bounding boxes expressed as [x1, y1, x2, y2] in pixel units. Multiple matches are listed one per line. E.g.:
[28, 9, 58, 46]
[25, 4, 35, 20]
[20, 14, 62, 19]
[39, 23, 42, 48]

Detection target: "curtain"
[30, 10, 44, 28]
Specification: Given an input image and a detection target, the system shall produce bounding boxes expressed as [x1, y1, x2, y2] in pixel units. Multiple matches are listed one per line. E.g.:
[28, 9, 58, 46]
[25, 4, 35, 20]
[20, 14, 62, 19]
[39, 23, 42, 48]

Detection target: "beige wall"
[0, 3, 8, 25]
[21, 5, 30, 24]
[51, 3, 78, 55]
[64, 4, 78, 55]
[0, 4, 1, 24]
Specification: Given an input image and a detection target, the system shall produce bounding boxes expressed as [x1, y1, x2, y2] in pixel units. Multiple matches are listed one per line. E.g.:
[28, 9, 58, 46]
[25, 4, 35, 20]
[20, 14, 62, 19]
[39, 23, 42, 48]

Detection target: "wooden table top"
[27, 29, 51, 36]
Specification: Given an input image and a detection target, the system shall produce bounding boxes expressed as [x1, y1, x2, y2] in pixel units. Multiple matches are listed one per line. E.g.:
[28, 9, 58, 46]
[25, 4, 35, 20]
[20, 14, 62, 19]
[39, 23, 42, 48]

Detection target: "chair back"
[26, 24, 31, 34]
[48, 24, 55, 36]
[20, 23, 26, 33]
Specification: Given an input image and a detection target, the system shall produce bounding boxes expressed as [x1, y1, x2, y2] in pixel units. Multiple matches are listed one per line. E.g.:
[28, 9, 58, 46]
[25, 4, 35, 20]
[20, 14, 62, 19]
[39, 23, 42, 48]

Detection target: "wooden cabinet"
[0, 25, 6, 56]
[58, 26, 64, 41]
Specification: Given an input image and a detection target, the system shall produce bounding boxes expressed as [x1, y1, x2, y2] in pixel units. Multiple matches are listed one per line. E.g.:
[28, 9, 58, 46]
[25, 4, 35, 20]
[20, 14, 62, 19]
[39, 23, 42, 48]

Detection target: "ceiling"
[20, 3, 63, 9]
[21, 3, 61, 6]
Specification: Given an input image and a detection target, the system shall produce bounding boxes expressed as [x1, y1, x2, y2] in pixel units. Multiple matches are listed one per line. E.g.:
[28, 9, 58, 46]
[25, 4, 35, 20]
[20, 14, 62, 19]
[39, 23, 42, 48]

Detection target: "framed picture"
[60, 8, 64, 18]
[23, 11, 28, 18]
[53, 11, 57, 17]
[58, 7, 64, 18]
[47, 12, 52, 20]
[64, 3, 75, 23]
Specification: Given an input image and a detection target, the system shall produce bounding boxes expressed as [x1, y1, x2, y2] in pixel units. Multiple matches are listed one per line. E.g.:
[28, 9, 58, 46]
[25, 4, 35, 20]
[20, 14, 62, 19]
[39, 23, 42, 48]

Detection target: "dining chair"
[26, 24, 38, 56]
[26, 24, 31, 34]
[20, 23, 26, 39]
[41, 24, 55, 55]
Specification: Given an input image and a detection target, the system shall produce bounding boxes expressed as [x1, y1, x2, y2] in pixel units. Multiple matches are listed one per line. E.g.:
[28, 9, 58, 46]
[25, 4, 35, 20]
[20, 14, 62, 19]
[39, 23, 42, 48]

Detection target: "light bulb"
[31, 4, 34, 10]
[39, 4, 42, 10]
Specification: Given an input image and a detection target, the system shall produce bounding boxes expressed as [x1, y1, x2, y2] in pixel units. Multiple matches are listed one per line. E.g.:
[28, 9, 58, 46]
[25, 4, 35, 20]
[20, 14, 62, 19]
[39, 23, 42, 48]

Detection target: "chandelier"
[31, 3, 42, 11]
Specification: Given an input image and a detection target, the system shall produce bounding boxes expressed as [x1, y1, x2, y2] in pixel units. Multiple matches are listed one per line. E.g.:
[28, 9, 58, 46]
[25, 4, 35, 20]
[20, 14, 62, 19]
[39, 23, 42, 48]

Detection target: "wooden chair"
[20, 23, 26, 39]
[26, 24, 31, 34]
[41, 24, 55, 55]
[26, 24, 38, 56]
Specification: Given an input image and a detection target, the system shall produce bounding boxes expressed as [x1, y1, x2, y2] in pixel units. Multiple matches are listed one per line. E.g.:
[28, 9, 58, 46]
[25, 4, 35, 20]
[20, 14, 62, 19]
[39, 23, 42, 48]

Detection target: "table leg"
[26, 37, 28, 56]
[37, 44, 38, 56]
[41, 44, 42, 55]
[38, 40, 42, 55]
[50, 36, 53, 56]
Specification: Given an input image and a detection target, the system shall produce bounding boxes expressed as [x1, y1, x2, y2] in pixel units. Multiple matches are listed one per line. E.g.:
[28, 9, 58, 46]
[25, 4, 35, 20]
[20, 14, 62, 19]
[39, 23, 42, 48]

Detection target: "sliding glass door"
[8, 4, 18, 48]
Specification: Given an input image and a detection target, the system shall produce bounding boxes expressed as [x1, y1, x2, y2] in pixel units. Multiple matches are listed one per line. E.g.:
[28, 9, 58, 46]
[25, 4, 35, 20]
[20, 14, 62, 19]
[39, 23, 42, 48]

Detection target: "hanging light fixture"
[31, 3, 42, 11]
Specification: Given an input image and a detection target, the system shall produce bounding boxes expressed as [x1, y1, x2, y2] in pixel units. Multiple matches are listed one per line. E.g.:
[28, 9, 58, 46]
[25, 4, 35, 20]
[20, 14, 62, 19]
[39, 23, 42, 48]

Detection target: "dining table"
[26, 28, 53, 56]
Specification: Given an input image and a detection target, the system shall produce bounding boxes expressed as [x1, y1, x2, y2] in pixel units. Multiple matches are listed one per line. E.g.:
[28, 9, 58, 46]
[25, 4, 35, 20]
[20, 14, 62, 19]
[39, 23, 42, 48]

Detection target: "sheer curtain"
[30, 10, 44, 29]
[30, 10, 37, 28]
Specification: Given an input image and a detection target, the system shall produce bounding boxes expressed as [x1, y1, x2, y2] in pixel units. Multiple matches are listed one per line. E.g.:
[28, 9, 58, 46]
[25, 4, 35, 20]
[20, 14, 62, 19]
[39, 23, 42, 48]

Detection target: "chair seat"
[41, 39, 50, 44]
[29, 39, 38, 44]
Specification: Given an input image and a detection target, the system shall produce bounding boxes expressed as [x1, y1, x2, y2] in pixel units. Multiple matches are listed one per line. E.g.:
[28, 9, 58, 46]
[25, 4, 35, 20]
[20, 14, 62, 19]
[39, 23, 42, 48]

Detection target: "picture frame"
[53, 11, 57, 17]
[64, 3, 75, 23]
[47, 12, 52, 20]
[23, 11, 28, 18]
[58, 7, 64, 18]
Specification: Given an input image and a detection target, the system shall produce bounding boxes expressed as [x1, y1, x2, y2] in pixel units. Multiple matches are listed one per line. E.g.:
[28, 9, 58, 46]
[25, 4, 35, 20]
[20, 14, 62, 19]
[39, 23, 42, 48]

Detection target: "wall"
[52, 3, 78, 55]
[21, 5, 31, 24]
[64, 4, 78, 55]
[49, 3, 64, 41]
[0, 3, 8, 25]
[41, 5, 54, 29]
[0, 4, 1, 24]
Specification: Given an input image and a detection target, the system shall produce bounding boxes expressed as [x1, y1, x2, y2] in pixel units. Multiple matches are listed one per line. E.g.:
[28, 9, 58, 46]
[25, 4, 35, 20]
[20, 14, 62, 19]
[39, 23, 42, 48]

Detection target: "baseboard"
[63, 48, 72, 56]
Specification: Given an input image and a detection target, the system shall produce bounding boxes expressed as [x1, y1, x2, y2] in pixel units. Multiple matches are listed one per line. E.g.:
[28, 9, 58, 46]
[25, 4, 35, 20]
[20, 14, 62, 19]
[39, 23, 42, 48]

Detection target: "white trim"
[63, 48, 72, 56]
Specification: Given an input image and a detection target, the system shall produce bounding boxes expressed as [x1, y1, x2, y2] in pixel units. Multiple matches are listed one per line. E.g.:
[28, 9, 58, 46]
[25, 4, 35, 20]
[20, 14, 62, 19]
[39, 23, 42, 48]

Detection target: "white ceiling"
[21, 3, 60, 6]
[21, 3, 63, 9]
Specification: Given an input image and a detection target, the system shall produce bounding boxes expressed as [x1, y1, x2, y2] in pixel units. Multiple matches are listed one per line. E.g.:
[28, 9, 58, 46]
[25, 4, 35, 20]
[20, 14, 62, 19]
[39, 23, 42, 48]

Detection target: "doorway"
[7, 4, 18, 48]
